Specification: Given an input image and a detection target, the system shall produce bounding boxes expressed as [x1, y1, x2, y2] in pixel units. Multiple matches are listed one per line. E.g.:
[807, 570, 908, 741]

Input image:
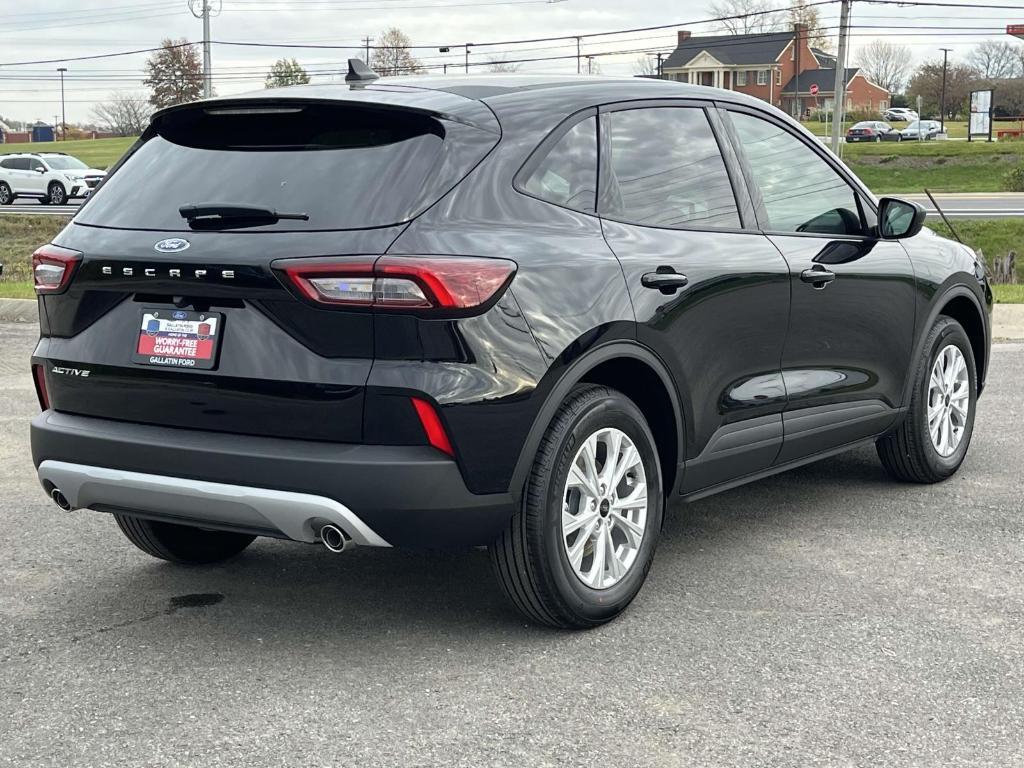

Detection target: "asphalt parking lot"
[1, 321, 1021, 767]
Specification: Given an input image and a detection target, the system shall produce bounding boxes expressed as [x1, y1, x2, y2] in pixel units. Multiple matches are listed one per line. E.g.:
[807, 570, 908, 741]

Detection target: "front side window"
[28, 159, 45, 172]
[600, 107, 740, 230]
[520, 116, 597, 213]
[728, 111, 863, 236]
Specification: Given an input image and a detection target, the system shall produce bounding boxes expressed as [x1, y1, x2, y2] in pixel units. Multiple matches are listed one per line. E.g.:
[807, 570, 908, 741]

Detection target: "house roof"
[780, 67, 862, 94]
[662, 32, 795, 69]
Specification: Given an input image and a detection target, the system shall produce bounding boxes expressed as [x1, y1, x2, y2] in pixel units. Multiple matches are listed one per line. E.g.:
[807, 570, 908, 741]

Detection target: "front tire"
[490, 385, 664, 629]
[0, 182, 12, 205]
[114, 514, 255, 564]
[877, 317, 977, 483]
[47, 182, 67, 205]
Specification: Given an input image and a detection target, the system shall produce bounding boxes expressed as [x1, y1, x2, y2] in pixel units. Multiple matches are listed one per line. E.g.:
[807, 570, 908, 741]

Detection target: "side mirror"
[36, 167, 46, 174]
[877, 197, 927, 240]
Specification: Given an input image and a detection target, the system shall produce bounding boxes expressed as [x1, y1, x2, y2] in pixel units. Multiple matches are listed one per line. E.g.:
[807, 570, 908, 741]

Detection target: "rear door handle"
[800, 266, 837, 288]
[641, 271, 689, 294]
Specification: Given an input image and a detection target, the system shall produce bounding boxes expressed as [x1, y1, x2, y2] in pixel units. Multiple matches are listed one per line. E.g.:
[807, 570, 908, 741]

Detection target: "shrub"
[1003, 165, 1024, 192]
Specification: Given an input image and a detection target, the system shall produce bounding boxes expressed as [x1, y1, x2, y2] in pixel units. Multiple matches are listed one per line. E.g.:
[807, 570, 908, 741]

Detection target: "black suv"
[30, 71, 992, 629]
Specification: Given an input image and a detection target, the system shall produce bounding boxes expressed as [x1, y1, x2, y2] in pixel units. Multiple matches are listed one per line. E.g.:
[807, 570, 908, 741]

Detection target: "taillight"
[276, 256, 517, 311]
[411, 397, 454, 456]
[32, 243, 82, 294]
[32, 364, 50, 410]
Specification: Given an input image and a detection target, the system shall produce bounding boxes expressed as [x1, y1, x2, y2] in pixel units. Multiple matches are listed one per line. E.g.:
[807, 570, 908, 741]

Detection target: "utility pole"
[576, 37, 581, 74]
[656, 52, 664, 78]
[793, 23, 801, 119]
[465, 43, 472, 73]
[586, 55, 594, 75]
[363, 36, 373, 62]
[939, 48, 952, 134]
[56, 67, 67, 141]
[829, 0, 852, 154]
[189, 0, 218, 98]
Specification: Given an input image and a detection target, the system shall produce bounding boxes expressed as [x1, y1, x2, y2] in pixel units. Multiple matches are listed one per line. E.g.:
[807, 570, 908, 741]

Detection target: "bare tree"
[90, 93, 152, 136]
[856, 40, 912, 94]
[967, 40, 1021, 79]
[710, 0, 784, 34]
[789, 0, 832, 52]
[370, 27, 424, 77]
[633, 55, 659, 76]
[487, 57, 521, 73]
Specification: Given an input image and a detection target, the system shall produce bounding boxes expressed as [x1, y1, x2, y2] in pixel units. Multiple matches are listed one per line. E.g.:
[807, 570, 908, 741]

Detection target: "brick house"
[660, 26, 890, 116]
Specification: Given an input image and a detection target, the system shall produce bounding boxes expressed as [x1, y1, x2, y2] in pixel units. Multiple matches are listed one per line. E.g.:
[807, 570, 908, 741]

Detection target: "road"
[5, 194, 1024, 220]
[1, 323, 1022, 767]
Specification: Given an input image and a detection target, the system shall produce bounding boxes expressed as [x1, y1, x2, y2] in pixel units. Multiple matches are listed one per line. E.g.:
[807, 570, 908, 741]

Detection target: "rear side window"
[727, 111, 864, 236]
[600, 107, 741, 230]
[78, 102, 497, 232]
[519, 116, 597, 213]
[0, 158, 17, 169]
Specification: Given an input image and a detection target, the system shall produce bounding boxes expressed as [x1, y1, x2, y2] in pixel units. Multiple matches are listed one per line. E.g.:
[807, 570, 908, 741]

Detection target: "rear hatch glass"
[77, 101, 497, 232]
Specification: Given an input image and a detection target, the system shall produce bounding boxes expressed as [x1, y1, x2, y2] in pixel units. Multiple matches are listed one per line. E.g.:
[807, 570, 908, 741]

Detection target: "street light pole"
[56, 67, 67, 141]
[939, 48, 952, 134]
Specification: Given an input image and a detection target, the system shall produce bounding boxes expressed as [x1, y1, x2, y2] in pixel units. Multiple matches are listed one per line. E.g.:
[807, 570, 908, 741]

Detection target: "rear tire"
[877, 316, 977, 483]
[114, 514, 255, 564]
[490, 385, 663, 629]
[0, 182, 12, 205]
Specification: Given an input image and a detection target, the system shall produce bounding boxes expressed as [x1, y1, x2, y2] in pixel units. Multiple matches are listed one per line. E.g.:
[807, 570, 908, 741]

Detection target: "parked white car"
[900, 120, 943, 140]
[0, 152, 106, 205]
[883, 107, 918, 122]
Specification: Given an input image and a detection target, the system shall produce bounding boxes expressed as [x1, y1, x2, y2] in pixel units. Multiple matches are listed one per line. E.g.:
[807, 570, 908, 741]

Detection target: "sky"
[1, 0, 1021, 124]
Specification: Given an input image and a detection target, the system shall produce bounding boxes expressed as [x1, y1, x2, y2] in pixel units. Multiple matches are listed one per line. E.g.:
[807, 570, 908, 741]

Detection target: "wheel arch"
[509, 341, 686, 504]
[906, 283, 989, 403]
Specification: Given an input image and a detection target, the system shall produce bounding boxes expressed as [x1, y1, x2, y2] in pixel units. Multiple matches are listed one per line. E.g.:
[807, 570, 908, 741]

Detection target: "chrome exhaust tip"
[50, 488, 73, 511]
[320, 524, 348, 553]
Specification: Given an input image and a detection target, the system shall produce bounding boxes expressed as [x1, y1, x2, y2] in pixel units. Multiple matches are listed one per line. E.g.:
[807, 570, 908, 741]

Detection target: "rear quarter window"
[77, 102, 497, 232]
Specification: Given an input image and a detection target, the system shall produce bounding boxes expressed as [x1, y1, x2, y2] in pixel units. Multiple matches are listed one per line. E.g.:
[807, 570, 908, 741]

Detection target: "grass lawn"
[993, 284, 1024, 303]
[841, 141, 1023, 193]
[0, 137, 135, 170]
[0, 215, 70, 290]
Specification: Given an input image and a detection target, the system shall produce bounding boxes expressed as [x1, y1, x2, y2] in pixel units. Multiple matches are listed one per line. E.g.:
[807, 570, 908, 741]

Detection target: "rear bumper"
[31, 411, 515, 548]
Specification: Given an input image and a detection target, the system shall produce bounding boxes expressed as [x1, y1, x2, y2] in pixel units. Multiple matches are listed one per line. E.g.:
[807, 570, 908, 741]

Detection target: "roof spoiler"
[346, 58, 380, 87]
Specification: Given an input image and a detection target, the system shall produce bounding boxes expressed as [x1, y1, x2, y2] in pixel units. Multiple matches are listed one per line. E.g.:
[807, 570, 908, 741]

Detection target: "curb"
[0, 297, 1021, 340]
[0, 298, 37, 324]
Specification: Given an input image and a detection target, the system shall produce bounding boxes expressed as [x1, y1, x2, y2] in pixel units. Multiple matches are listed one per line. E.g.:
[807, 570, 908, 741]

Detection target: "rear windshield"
[77, 102, 495, 232]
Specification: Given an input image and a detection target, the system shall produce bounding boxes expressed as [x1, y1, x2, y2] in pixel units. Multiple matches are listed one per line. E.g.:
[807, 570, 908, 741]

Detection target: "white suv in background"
[0, 152, 106, 206]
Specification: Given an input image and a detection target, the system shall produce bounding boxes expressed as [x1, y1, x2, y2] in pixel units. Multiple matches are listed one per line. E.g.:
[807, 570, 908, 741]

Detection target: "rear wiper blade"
[178, 203, 309, 223]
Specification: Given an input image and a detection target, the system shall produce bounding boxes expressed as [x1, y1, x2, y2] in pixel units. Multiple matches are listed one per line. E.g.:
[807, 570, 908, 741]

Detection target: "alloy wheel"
[927, 344, 971, 457]
[561, 427, 648, 590]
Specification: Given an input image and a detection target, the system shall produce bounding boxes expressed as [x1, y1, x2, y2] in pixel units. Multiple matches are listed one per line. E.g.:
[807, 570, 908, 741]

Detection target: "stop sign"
[810, 83, 819, 95]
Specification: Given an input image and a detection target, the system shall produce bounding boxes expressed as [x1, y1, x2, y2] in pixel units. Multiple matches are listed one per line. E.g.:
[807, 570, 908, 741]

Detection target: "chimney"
[794, 22, 808, 42]
[677, 30, 691, 45]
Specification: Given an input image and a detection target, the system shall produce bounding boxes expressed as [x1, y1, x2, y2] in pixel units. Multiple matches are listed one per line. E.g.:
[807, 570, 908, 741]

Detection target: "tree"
[265, 58, 311, 88]
[633, 55, 659, 76]
[370, 27, 424, 77]
[789, 0, 831, 52]
[143, 39, 203, 108]
[487, 57, 521, 73]
[90, 93, 152, 136]
[907, 59, 980, 119]
[856, 40, 912, 94]
[710, 0, 783, 34]
[967, 40, 1021, 80]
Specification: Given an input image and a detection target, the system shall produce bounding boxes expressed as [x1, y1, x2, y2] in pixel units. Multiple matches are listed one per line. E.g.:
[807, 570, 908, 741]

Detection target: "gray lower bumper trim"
[37, 460, 391, 547]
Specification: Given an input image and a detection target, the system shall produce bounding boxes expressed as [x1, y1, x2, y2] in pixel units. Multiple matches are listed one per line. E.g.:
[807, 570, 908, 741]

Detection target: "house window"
[756, 70, 768, 86]
[775, 70, 782, 86]
[735, 70, 747, 86]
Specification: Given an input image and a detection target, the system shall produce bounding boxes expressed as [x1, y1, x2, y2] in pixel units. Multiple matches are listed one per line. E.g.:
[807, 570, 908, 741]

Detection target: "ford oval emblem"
[172, 310, 188, 320]
[154, 238, 190, 253]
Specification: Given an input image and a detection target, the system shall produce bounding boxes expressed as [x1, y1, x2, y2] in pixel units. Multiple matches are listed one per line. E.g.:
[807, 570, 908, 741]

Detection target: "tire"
[877, 316, 977, 483]
[47, 182, 67, 205]
[875, 136, 881, 142]
[0, 182, 12, 205]
[114, 514, 255, 564]
[490, 385, 664, 629]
